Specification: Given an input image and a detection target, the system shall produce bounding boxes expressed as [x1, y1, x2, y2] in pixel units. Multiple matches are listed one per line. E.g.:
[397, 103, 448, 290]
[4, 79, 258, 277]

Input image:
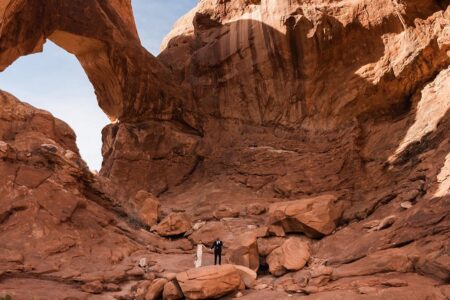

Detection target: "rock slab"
[267, 237, 311, 277]
[176, 264, 242, 299]
[269, 195, 340, 238]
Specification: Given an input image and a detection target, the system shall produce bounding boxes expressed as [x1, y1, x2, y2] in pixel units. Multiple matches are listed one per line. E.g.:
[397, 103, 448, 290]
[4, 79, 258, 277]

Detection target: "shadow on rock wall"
[155, 5, 450, 222]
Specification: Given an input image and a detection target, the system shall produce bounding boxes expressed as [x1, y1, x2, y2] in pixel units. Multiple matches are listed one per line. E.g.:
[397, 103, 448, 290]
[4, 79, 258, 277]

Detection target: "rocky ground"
[0, 0, 450, 299]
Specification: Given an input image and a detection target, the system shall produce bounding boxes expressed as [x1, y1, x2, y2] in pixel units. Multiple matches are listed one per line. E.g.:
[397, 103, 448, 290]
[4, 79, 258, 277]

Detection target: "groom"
[211, 238, 223, 265]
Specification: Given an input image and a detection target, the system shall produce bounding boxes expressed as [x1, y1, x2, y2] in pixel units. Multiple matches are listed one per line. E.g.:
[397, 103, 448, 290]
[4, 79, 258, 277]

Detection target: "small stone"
[400, 201, 413, 209]
[139, 258, 148, 268]
[0, 141, 9, 153]
[64, 150, 78, 160]
[254, 284, 268, 290]
[40, 143, 59, 153]
[375, 215, 397, 231]
[247, 203, 267, 215]
[192, 221, 206, 231]
[363, 220, 380, 229]
[81, 280, 103, 294]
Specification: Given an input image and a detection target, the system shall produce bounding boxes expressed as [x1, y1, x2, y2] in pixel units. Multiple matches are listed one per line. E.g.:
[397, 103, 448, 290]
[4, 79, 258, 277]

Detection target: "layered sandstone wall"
[100, 0, 450, 198]
[159, 0, 450, 129]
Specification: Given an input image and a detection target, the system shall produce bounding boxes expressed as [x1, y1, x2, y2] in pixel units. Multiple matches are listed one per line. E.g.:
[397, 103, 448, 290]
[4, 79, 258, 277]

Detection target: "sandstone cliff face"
[0, 90, 197, 298]
[160, 0, 450, 128]
[102, 0, 450, 197]
[1, 0, 450, 299]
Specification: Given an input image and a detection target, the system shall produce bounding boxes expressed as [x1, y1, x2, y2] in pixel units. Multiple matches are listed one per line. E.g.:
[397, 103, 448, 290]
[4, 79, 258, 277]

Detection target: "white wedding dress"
[194, 244, 203, 268]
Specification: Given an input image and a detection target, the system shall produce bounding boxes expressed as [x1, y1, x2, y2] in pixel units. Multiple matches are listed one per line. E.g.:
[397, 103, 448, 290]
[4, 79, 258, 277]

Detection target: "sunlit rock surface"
[0, 0, 450, 298]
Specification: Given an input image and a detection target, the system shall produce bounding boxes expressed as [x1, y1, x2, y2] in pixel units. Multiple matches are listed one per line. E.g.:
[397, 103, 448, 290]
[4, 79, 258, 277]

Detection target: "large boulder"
[163, 280, 184, 300]
[228, 242, 259, 273]
[257, 237, 285, 256]
[152, 213, 192, 237]
[134, 190, 161, 227]
[331, 249, 414, 280]
[267, 237, 310, 277]
[228, 227, 267, 272]
[145, 278, 168, 300]
[188, 221, 234, 246]
[269, 195, 341, 238]
[176, 265, 242, 299]
[234, 265, 257, 288]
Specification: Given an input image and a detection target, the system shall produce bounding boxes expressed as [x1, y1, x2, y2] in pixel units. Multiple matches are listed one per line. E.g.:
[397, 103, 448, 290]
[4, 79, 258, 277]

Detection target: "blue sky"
[0, 0, 197, 171]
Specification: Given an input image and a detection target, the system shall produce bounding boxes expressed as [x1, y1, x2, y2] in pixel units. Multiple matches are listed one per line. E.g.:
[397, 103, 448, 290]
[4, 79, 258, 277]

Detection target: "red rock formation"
[176, 264, 242, 299]
[0, 0, 186, 123]
[0, 90, 195, 298]
[160, 0, 450, 128]
[0, 0, 450, 298]
[0, 0, 208, 197]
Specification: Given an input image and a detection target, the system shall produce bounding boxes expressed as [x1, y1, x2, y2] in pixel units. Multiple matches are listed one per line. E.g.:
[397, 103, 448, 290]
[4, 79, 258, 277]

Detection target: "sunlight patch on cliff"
[0, 0, 11, 20]
[434, 152, 450, 197]
[388, 67, 450, 164]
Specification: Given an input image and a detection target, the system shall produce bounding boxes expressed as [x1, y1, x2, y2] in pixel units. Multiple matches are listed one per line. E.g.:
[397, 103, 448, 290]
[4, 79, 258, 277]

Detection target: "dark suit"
[211, 240, 223, 265]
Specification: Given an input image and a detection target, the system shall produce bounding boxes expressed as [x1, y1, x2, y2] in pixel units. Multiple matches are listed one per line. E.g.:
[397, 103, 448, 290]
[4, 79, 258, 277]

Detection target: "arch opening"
[0, 40, 109, 171]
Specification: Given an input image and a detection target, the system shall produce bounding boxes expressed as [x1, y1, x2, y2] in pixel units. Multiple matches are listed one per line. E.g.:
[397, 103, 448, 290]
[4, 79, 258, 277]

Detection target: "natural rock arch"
[0, 0, 189, 124]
